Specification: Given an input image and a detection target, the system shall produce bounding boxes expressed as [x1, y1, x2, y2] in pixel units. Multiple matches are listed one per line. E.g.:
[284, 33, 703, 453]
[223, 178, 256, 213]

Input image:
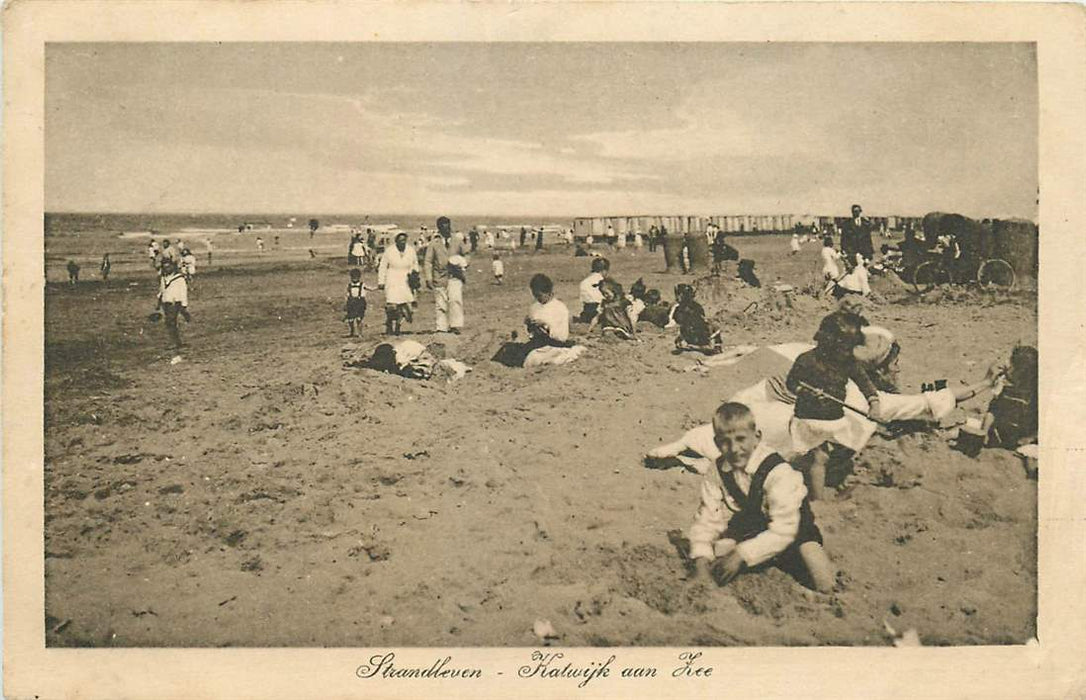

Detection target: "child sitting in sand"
[786, 312, 881, 500]
[983, 345, 1038, 449]
[637, 288, 673, 328]
[492, 274, 585, 368]
[589, 278, 637, 340]
[492, 253, 504, 285]
[345, 268, 378, 338]
[647, 402, 835, 593]
[577, 257, 609, 323]
[671, 283, 723, 355]
[524, 274, 572, 347]
[737, 259, 761, 288]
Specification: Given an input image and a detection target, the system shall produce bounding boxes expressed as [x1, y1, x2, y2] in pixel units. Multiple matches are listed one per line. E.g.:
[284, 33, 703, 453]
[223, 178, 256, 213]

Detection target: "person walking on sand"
[66, 260, 80, 285]
[377, 232, 419, 336]
[155, 258, 191, 351]
[100, 253, 111, 283]
[424, 215, 470, 334]
[205, 238, 214, 266]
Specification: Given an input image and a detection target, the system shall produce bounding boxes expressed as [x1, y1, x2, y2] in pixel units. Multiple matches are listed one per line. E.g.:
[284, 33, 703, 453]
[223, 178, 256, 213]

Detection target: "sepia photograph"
[37, 40, 1041, 649]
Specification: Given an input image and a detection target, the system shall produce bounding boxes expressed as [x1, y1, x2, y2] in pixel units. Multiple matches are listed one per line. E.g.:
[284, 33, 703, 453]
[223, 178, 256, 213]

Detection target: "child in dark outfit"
[786, 312, 881, 500]
[672, 283, 723, 354]
[983, 345, 1038, 448]
[345, 268, 377, 337]
[647, 402, 835, 593]
[638, 288, 673, 328]
[589, 278, 636, 340]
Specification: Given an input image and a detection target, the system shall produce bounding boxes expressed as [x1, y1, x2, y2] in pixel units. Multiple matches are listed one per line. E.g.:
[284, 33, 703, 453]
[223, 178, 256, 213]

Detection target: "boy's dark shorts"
[347, 297, 367, 320]
[725, 506, 823, 585]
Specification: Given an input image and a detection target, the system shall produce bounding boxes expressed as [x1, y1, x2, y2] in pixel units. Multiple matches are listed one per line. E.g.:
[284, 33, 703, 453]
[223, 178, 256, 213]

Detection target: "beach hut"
[992, 219, 1038, 279]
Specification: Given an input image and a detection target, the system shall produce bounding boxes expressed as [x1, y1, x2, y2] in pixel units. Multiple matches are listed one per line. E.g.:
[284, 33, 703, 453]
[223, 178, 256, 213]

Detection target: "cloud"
[571, 82, 819, 163]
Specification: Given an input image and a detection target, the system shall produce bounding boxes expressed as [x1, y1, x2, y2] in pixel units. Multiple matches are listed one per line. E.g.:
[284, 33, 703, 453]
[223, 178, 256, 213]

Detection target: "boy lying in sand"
[647, 402, 835, 593]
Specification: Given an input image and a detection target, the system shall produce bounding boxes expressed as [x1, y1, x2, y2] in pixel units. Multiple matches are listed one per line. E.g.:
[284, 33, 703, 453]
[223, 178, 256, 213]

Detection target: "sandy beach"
[42, 232, 1037, 647]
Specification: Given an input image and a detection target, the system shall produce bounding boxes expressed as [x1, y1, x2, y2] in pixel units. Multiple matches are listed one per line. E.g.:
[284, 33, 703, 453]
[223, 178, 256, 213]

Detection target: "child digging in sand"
[671, 283, 723, 355]
[982, 345, 1038, 449]
[786, 312, 881, 500]
[647, 402, 835, 593]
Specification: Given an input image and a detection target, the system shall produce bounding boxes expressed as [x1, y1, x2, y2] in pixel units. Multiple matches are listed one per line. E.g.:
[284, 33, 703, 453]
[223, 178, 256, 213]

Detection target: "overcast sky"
[45, 43, 1037, 219]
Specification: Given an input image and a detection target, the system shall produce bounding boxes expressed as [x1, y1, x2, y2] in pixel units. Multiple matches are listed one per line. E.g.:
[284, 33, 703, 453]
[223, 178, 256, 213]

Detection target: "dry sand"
[43, 234, 1036, 646]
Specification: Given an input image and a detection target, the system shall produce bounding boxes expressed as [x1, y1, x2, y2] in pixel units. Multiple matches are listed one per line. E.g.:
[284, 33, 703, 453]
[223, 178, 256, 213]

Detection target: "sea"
[45, 212, 575, 236]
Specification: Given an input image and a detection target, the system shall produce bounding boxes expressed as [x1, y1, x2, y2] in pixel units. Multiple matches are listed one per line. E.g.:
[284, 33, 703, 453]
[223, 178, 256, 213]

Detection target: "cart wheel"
[913, 261, 951, 293]
[978, 259, 1016, 289]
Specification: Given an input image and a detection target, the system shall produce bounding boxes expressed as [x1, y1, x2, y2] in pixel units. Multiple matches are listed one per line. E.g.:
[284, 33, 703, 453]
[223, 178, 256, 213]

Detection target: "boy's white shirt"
[528, 298, 570, 342]
[159, 272, 188, 306]
[579, 272, 604, 304]
[492, 260, 504, 275]
[674, 424, 807, 567]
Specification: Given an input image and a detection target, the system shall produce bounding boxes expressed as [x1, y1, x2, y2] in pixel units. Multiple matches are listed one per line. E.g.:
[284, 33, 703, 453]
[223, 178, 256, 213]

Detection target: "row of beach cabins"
[572, 214, 922, 237]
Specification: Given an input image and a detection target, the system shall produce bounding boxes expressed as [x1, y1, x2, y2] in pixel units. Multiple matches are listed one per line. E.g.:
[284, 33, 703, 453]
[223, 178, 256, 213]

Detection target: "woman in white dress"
[377, 232, 419, 335]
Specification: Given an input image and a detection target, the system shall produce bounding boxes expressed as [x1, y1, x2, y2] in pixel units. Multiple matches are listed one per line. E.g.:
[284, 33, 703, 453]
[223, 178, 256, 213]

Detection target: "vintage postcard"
[4, 2, 1085, 698]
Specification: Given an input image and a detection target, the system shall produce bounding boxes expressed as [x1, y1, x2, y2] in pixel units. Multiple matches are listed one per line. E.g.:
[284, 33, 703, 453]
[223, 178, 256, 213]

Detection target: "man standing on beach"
[424, 216, 470, 334]
[841, 204, 874, 262]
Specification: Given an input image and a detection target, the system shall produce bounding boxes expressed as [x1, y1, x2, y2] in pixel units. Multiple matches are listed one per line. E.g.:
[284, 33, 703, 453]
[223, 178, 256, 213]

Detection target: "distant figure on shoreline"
[66, 260, 80, 285]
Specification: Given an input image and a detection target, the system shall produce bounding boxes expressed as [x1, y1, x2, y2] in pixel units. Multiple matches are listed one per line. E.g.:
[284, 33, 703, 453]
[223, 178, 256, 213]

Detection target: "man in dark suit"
[841, 204, 874, 262]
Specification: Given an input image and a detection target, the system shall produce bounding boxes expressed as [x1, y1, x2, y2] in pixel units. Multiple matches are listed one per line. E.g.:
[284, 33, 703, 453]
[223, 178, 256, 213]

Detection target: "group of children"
[647, 300, 1038, 595]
